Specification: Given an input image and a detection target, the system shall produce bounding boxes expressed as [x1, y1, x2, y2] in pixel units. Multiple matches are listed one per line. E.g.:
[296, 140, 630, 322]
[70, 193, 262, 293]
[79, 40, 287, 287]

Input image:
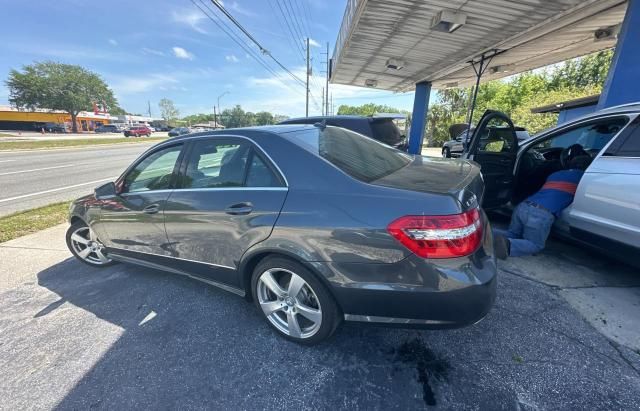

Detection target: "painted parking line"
[0, 160, 16, 163]
[0, 177, 116, 203]
[0, 164, 77, 176]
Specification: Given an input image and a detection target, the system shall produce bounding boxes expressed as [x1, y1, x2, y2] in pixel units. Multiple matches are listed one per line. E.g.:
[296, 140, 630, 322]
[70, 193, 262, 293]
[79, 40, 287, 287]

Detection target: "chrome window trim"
[120, 189, 175, 197]
[170, 187, 289, 192]
[115, 133, 290, 196]
[105, 246, 236, 270]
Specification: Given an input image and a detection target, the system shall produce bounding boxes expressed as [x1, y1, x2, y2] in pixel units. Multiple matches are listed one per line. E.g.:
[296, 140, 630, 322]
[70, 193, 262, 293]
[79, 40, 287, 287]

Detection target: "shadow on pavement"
[33, 254, 639, 410]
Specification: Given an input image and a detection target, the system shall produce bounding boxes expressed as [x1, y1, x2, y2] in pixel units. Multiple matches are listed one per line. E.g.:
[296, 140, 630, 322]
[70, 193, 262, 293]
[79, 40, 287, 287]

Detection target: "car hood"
[371, 156, 483, 208]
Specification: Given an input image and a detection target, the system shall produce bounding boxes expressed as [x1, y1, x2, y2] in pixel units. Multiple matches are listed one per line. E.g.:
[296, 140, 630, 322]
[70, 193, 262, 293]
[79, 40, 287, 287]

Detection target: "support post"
[408, 82, 432, 155]
[597, 0, 640, 109]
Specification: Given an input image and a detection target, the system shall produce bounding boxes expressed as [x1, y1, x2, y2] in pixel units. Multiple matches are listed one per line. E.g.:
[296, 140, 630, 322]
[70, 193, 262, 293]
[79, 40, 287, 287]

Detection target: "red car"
[124, 126, 152, 137]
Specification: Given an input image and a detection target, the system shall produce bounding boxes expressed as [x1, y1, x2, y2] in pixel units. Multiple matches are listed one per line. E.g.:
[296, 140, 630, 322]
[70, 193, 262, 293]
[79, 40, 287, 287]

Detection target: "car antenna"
[313, 120, 327, 130]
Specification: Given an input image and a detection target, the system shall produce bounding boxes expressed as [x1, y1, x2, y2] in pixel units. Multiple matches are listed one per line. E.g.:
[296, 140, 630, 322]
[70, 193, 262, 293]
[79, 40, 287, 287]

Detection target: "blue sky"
[0, 0, 416, 117]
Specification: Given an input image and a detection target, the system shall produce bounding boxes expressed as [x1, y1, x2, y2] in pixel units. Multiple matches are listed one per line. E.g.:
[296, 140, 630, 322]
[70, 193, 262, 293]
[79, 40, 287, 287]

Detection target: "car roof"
[280, 115, 370, 123]
[166, 124, 315, 142]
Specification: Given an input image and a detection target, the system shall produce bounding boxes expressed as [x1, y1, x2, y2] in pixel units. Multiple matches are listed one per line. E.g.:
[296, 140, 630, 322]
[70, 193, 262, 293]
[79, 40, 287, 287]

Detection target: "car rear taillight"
[387, 208, 483, 259]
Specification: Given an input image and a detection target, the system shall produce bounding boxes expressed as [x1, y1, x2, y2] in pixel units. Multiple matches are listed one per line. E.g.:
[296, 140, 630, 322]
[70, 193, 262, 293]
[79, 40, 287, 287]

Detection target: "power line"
[191, 0, 305, 97]
[266, 0, 305, 63]
[281, 0, 306, 48]
[208, 0, 306, 86]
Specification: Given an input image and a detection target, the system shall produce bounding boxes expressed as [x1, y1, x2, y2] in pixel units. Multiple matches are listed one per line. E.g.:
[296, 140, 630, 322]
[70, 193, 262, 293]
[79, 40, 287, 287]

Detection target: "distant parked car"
[168, 127, 191, 137]
[462, 107, 640, 264]
[42, 122, 67, 133]
[124, 125, 152, 137]
[95, 124, 120, 133]
[279, 115, 408, 151]
[442, 126, 530, 158]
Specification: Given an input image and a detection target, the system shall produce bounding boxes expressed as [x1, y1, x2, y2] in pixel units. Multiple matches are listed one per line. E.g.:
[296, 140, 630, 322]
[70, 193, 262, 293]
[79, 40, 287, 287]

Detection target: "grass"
[0, 133, 15, 137]
[0, 136, 167, 150]
[0, 201, 71, 243]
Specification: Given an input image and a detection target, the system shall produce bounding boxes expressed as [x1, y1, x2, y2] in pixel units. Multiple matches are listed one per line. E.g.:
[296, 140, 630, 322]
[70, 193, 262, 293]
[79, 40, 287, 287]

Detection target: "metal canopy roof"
[330, 0, 627, 91]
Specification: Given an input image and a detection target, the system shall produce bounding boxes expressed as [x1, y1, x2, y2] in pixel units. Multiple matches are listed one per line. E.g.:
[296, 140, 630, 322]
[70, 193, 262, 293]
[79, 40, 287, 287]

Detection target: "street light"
[217, 91, 230, 127]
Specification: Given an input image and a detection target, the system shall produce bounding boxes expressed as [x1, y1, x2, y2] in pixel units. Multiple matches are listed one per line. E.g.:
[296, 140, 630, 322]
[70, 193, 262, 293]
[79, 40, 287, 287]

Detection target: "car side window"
[533, 117, 628, 153]
[614, 129, 640, 157]
[124, 145, 182, 193]
[181, 139, 283, 189]
[478, 122, 515, 154]
[183, 140, 249, 188]
[245, 151, 282, 187]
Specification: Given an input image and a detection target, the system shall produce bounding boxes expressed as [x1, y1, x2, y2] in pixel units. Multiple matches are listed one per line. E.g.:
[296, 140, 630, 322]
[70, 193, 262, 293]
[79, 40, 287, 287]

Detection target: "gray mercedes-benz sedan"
[66, 125, 497, 344]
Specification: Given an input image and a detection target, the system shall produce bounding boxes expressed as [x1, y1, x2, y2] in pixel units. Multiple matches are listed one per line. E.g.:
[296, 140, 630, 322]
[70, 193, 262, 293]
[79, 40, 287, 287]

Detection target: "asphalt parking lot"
[1, 223, 639, 410]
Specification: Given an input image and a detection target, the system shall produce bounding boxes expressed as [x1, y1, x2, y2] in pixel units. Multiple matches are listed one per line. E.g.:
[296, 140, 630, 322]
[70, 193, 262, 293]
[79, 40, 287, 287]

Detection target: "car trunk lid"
[371, 156, 484, 211]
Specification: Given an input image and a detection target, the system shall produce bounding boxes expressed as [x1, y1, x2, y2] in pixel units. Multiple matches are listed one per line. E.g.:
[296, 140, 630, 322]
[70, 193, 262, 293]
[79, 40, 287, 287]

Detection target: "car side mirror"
[94, 182, 117, 199]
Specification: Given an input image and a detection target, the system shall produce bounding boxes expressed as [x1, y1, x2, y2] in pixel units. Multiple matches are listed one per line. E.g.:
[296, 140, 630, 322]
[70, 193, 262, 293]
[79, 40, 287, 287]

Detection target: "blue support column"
[408, 81, 432, 155]
[597, 0, 640, 109]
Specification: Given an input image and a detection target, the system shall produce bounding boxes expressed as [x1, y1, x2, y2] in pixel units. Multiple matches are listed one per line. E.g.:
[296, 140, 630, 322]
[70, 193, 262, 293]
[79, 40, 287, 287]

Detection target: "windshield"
[287, 126, 412, 182]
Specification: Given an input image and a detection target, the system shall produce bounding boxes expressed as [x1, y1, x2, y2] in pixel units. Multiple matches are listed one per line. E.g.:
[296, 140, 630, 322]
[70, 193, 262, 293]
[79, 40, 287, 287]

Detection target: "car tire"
[442, 147, 451, 158]
[65, 221, 116, 267]
[251, 256, 341, 345]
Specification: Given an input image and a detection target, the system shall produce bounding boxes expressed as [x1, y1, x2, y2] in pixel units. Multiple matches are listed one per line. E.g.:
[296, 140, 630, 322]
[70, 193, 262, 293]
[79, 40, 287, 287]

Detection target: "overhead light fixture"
[594, 24, 620, 41]
[431, 10, 467, 33]
[444, 82, 458, 89]
[364, 79, 378, 88]
[386, 58, 405, 70]
[489, 64, 515, 75]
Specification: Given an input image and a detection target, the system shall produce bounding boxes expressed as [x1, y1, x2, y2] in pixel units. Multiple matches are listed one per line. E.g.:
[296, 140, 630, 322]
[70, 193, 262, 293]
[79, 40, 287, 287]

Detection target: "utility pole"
[306, 37, 310, 117]
[325, 42, 330, 116]
[147, 100, 151, 117]
[213, 106, 217, 128]
[330, 93, 333, 115]
[321, 88, 325, 116]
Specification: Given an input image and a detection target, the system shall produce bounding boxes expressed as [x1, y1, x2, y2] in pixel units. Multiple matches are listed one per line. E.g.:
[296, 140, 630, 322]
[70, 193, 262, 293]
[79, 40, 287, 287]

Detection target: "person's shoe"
[494, 235, 510, 260]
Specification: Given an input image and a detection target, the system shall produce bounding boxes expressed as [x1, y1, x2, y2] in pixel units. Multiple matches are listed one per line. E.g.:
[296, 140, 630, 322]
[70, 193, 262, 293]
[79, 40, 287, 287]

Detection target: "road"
[0, 143, 157, 217]
[0, 224, 639, 409]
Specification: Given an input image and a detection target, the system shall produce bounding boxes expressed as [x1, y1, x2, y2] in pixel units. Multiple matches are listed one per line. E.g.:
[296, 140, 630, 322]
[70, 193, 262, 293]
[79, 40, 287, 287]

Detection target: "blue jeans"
[493, 202, 555, 257]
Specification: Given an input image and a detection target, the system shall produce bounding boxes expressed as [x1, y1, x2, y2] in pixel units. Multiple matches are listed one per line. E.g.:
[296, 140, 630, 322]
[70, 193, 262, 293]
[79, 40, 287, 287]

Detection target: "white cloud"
[108, 38, 118, 46]
[172, 47, 194, 60]
[141, 47, 165, 56]
[245, 66, 414, 116]
[308, 38, 321, 48]
[227, 1, 255, 17]
[225, 54, 239, 63]
[110, 74, 179, 96]
[172, 9, 208, 34]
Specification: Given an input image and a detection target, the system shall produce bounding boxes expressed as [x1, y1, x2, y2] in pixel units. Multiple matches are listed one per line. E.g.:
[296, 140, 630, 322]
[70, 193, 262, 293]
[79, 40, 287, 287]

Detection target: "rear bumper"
[315, 217, 497, 329]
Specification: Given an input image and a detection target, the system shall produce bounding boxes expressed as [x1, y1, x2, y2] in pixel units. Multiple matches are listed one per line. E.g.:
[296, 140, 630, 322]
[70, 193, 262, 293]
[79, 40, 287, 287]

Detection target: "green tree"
[255, 111, 274, 125]
[158, 98, 179, 124]
[6, 61, 120, 132]
[549, 49, 614, 90]
[337, 103, 408, 116]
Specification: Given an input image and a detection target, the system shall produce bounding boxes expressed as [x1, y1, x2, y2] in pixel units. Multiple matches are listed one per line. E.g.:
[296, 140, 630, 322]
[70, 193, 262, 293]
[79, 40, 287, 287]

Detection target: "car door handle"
[143, 204, 160, 214]
[225, 202, 253, 215]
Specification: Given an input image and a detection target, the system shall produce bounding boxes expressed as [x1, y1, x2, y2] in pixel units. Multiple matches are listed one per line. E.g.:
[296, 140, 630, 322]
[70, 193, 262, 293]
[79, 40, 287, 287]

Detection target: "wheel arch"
[70, 215, 84, 225]
[239, 248, 341, 313]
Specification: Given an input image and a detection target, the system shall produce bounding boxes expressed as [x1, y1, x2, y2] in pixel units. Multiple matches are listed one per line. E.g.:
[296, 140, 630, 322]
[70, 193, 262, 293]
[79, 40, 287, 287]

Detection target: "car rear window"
[287, 126, 412, 182]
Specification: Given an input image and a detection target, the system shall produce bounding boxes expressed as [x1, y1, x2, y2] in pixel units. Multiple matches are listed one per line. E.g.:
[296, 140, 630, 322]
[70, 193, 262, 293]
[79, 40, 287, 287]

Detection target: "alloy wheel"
[256, 268, 322, 339]
[69, 226, 112, 265]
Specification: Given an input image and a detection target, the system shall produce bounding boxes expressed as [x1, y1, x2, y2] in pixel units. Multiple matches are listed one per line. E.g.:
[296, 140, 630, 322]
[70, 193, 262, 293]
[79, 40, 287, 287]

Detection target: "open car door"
[463, 110, 518, 208]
